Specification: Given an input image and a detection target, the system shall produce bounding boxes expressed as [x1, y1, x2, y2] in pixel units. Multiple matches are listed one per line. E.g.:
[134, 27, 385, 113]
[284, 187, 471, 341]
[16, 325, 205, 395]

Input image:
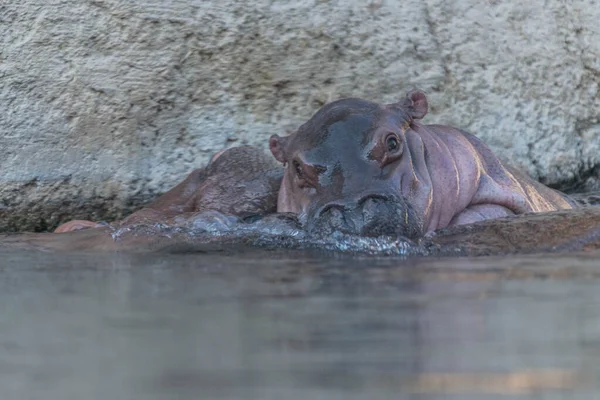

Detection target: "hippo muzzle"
[306, 193, 424, 239]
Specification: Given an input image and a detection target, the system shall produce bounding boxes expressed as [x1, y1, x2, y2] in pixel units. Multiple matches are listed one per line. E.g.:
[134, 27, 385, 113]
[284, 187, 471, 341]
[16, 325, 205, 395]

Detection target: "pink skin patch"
[54, 220, 103, 233]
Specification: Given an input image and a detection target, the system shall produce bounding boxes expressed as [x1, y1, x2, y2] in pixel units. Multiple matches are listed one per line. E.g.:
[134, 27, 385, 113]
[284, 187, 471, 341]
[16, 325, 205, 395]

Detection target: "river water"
[1, 249, 600, 399]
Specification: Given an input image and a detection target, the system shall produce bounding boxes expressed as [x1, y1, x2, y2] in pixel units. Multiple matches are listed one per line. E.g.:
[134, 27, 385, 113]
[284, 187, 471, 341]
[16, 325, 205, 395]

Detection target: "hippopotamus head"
[269, 90, 430, 239]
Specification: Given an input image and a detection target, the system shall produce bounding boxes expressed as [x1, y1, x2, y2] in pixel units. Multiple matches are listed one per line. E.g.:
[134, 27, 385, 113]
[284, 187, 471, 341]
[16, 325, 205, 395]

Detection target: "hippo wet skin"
[5, 202, 600, 256]
[54, 90, 580, 246]
[55, 146, 283, 233]
[269, 90, 577, 239]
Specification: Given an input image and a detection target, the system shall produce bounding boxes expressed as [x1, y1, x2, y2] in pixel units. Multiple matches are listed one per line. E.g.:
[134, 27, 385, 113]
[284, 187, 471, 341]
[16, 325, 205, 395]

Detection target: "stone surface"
[1, 0, 599, 232]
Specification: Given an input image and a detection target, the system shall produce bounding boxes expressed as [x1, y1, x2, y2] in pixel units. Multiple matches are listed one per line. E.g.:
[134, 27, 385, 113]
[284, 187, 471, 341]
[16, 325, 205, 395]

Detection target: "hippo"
[268, 90, 578, 238]
[56, 90, 580, 242]
[54, 146, 283, 233]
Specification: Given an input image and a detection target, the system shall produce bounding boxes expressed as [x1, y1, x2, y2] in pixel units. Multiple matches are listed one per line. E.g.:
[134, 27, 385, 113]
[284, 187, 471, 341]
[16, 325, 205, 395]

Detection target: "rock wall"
[1, 0, 599, 232]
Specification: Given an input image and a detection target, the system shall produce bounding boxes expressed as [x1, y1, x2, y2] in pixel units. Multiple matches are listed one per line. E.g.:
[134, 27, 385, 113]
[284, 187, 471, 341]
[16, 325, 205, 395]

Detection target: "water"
[1, 249, 600, 399]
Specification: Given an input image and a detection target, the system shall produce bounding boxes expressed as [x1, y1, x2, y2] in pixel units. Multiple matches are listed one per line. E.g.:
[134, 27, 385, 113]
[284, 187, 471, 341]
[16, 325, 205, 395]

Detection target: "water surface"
[1, 249, 600, 399]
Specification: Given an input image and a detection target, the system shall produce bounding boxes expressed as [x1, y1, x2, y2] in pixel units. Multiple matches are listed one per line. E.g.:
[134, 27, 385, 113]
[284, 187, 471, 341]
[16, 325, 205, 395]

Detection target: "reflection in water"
[406, 370, 581, 394]
[0, 250, 599, 399]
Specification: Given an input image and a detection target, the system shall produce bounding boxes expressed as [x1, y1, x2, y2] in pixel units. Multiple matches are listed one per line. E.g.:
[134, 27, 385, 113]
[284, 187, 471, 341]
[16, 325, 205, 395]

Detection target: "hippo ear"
[404, 90, 428, 120]
[269, 134, 288, 164]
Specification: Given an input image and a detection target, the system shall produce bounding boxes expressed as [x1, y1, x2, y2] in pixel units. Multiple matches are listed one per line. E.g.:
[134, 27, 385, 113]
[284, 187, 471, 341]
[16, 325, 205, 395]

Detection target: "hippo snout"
[308, 195, 424, 239]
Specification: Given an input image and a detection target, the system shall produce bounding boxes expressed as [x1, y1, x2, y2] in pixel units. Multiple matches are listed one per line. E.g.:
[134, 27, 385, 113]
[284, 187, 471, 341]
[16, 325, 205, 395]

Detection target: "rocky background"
[1, 0, 599, 232]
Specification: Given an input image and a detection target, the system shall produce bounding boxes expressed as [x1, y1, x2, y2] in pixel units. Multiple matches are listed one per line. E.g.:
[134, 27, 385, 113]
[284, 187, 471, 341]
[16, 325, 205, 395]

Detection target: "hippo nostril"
[359, 195, 393, 219]
[318, 204, 355, 232]
[358, 194, 393, 207]
[321, 205, 344, 223]
[361, 197, 386, 222]
[318, 204, 343, 218]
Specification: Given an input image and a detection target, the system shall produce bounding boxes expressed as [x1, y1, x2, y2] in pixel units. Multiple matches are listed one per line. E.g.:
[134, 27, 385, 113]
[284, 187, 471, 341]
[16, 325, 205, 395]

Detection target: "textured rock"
[1, 0, 599, 232]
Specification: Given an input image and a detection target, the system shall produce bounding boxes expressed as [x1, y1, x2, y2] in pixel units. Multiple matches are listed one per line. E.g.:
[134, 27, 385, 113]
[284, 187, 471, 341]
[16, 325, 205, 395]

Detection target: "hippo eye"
[386, 135, 400, 152]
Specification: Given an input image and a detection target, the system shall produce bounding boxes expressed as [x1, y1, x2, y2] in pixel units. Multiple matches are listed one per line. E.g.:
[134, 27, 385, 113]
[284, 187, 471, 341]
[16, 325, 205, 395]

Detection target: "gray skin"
[269, 90, 577, 239]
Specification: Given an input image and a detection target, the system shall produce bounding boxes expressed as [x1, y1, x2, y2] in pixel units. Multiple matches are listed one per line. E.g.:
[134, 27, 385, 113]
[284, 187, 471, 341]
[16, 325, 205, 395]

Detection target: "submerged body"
[55, 146, 282, 233]
[5, 205, 600, 256]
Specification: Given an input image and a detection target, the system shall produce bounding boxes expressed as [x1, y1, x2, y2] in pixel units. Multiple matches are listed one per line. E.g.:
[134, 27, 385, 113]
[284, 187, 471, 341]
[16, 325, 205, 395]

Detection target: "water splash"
[109, 211, 426, 256]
